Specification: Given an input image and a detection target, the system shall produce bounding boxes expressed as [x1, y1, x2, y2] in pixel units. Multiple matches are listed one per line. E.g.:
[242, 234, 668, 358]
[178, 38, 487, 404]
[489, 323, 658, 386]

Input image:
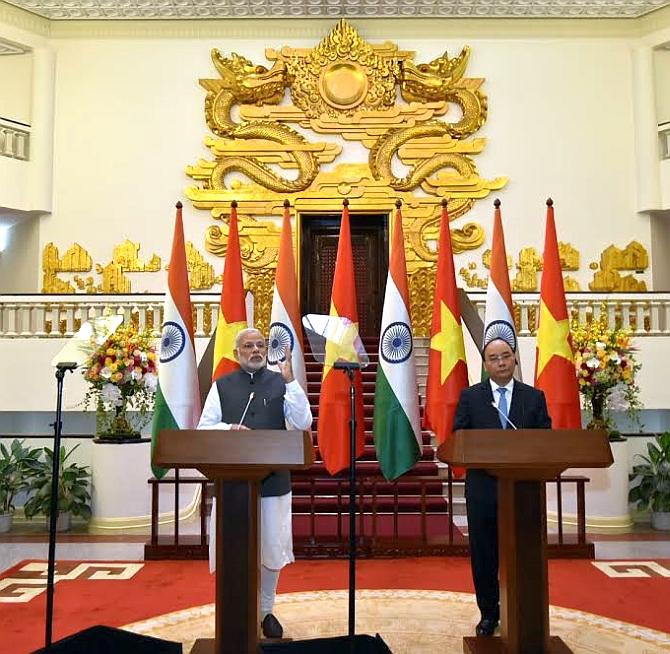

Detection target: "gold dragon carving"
[186, 20, 506, 333]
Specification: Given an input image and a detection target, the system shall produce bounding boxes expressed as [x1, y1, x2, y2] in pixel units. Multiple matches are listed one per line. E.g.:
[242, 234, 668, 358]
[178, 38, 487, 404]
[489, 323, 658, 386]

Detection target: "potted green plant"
[0, 439, 42, 533]
[629, 432, 670, 530]
[23, 444, 92, 531]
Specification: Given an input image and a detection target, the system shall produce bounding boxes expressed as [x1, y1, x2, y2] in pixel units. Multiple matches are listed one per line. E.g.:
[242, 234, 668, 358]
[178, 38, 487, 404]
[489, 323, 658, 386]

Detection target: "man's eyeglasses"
[485, 352, 514, 364]
[239, 341, 267, 351]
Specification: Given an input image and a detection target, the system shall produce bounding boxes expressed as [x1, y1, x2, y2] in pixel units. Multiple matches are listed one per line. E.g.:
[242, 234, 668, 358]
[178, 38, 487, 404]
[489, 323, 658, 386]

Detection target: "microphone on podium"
[238, 391, 255, 427]
[490, 401, 519, 430]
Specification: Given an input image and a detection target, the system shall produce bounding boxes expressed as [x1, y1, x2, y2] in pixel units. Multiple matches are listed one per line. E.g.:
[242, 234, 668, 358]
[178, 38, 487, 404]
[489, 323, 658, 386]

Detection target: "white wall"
[0, 215, 40, 292]
[0, 51, 32, 124]
[653, 47, 670, 125]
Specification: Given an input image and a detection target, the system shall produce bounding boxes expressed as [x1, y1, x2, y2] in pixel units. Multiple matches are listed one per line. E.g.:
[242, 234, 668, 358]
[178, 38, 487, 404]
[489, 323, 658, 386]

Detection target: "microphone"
[238, 391, 255, 427]
[490, 401, 518, 430]
[55, 362, 78, 371]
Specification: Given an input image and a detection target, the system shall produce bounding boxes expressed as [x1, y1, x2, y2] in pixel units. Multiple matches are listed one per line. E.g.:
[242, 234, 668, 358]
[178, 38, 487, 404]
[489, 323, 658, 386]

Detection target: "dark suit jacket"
[453, 379, 552, 502]
[453, 379, 552, 433]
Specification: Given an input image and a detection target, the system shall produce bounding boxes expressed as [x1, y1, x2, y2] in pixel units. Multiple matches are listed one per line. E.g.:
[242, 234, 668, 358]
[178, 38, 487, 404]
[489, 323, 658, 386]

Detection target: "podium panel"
[438, 429, 611, 654]
[154, 429, 313, 654]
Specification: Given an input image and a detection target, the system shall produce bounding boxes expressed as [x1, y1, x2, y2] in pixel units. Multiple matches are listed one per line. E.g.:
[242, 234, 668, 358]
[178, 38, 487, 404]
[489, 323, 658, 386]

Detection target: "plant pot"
[651, 511, 670, 531]
[45, 512, 71, 532]
[0, 513, 13, 533]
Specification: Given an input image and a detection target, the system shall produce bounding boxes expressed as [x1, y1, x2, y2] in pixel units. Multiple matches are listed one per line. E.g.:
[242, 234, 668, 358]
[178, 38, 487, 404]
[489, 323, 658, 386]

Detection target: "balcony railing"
[659, 122, 670, 161]
[0, 117, 30, 161]
[1, 292, 669, 339]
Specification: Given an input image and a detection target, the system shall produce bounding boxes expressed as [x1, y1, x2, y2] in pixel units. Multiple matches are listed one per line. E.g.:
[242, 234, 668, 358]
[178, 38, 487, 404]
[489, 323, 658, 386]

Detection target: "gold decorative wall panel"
[43, 240, 218, 293]
[185, 19, 505, 330]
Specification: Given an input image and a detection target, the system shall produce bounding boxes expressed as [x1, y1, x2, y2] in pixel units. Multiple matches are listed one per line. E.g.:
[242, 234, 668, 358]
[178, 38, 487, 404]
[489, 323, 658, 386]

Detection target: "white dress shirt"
[199, 370, 313, 572]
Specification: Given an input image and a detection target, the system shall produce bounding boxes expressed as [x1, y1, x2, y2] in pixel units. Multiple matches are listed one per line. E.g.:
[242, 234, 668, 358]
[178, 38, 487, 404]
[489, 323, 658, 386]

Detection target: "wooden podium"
[153, 429, 314, 654]
[438, 429, 612, 654]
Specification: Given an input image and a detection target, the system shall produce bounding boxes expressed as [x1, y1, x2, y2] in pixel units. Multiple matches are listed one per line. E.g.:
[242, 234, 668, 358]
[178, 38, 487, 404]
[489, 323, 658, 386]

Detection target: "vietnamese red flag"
[424, 201, 469, 476]
[268, 201, 307, 393]
[316, 201, 365, 475]
[534, 199, 581, 428]
[212, 201, 247, 381]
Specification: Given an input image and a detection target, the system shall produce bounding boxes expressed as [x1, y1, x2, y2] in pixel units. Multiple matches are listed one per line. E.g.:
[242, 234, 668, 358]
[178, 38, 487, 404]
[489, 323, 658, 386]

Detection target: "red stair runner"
[292, 336, 461, 556]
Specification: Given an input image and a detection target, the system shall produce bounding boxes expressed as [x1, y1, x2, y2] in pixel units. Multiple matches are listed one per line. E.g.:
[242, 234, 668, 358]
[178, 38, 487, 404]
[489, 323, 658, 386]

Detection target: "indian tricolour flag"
[373, 203, 421, 481]
[482, 200, 519, 376]
[151, 202, 201, 479]
[267, 201, 307, 392]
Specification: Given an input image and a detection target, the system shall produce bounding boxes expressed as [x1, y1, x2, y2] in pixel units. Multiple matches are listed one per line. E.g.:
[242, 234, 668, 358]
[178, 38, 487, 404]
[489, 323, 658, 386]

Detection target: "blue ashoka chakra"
[268, 321, 294, 365]
[160, 321, 186, 363]
[380, 321, 413, 364]
[483, 319, 517, 353]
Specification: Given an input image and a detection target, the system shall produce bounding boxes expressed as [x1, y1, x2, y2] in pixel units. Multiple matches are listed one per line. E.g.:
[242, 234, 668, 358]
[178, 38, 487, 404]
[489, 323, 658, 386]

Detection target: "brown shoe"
[261, 613, 283, 639]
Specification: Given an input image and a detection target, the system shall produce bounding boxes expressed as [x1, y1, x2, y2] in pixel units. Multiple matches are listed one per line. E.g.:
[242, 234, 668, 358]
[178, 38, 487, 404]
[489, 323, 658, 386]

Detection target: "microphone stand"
[333, 360, 361, 651]
[45, 362, 77, 648]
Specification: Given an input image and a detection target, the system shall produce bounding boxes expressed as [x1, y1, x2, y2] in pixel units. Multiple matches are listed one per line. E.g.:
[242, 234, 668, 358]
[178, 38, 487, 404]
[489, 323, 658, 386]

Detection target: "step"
[311, 405, 377, 418]
[291, 479, 444, 495]
[292, 460, 438, 478]
[311, 444, 434, 462]
[292, 513, 466, 542]
[292, 496, 449, 513]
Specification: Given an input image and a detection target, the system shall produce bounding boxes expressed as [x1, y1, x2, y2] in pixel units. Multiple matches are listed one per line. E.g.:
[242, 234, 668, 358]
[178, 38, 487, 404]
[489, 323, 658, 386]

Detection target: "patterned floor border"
[123, 589, 670, 654]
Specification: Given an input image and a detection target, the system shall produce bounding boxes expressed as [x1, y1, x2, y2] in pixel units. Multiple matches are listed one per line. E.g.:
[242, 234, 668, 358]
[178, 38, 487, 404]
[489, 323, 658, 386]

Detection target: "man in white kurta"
[198, 327, 312, 639]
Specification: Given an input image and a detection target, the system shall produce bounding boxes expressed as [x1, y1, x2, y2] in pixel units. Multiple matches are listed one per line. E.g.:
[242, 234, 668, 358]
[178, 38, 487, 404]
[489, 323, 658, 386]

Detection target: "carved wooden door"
[301, 213, 388, 337]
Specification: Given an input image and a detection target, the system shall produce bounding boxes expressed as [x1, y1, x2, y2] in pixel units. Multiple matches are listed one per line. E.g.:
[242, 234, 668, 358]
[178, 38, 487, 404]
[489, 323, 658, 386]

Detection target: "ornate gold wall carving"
[185, 20, 505, 329]
[588, 241, 649, 292]
[42, 239, 222, 294]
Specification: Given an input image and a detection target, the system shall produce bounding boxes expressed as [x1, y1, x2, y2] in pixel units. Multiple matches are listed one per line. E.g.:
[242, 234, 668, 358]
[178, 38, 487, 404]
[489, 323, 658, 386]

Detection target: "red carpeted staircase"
[292, 336, 467, 557]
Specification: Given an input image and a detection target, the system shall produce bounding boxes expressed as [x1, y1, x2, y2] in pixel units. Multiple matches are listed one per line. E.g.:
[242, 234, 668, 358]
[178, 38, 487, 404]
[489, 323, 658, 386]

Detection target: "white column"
[28, 46, 55, 213]
[632, 47, 661, 212]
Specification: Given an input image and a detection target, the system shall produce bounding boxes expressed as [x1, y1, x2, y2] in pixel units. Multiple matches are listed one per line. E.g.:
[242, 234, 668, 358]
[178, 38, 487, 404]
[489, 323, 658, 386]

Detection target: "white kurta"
[198, 373, 312, 573]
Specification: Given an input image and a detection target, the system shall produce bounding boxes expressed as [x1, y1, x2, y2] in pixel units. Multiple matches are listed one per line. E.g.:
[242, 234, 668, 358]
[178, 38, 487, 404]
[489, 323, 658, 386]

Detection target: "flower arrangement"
[571, 312, 642, 432]
[83, 323, 158, 438]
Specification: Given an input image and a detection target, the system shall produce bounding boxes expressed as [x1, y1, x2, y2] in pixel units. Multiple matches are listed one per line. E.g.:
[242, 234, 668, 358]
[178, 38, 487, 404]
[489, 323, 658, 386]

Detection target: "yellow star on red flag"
[430, 300, 467, 384]
[536, 300, 573, 377]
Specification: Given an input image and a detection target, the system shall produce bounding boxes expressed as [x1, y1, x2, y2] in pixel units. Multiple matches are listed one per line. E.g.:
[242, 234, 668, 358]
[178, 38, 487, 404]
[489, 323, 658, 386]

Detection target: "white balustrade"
[1, 293, 669, 339]
[0, 121, 30, 161]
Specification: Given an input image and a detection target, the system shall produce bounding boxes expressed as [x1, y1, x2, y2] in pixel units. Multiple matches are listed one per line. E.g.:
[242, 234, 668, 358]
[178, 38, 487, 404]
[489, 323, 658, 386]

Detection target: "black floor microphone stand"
[45, 361, 77, 648]
[333, 360, 362, 652]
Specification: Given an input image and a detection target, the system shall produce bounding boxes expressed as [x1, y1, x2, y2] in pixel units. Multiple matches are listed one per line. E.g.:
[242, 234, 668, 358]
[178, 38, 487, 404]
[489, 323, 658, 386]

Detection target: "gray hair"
[234, 327, 264, 349]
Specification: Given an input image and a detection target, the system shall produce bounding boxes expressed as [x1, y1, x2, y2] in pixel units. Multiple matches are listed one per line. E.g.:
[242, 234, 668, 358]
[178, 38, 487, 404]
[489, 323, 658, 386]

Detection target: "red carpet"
[1, 558, 668, 654]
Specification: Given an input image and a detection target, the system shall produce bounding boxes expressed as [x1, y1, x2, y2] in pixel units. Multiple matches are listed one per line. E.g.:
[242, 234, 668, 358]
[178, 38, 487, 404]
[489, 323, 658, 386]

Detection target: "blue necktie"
[497, 387, 509, 429]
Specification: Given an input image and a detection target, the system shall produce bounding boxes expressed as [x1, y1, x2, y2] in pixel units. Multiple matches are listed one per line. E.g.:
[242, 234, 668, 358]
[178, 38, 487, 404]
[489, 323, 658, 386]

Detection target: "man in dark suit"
[453, 334, 552, 637]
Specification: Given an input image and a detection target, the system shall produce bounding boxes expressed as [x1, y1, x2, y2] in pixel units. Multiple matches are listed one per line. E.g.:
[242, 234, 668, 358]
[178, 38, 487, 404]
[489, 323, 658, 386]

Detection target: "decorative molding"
[5, 0, 670, 21]
[547, 511, 634, 533]
[88, 485, 202, 532]
[0, 1, 50, 37]
[0, 36, 30, 54]
[0, 562, 143, 603]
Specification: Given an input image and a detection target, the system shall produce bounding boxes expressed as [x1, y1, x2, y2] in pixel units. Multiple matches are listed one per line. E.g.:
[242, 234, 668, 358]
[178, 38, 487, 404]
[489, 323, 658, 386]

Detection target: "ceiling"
[4, 0, 670, 20]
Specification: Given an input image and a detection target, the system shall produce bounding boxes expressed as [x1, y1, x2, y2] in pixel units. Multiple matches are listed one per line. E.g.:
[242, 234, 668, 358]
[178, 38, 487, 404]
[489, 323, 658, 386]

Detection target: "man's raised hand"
[277, 344, 294, 383]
